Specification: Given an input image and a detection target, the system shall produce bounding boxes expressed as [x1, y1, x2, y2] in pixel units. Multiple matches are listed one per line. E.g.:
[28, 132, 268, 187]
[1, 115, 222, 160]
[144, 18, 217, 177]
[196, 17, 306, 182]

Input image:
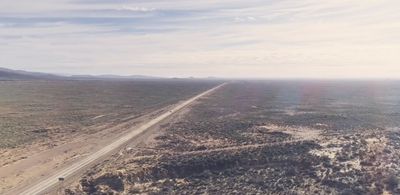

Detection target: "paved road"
[19, 83, 226, 195]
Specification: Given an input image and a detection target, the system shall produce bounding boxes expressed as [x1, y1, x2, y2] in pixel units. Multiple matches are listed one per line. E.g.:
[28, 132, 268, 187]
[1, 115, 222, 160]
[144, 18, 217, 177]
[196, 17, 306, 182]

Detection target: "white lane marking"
[19, 83, 226, 195]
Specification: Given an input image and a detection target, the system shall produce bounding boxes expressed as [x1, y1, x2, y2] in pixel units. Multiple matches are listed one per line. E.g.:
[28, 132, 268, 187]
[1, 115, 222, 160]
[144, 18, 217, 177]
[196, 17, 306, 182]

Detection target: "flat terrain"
[66, 81, 400, 194]
[0, 79, 219, 193]
[17, 83, 226, 195]
[0, 80, 217, 148]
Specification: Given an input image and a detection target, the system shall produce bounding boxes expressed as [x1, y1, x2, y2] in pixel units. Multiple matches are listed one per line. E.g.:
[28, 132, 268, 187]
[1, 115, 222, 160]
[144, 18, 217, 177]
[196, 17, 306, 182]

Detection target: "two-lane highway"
[18, 82, 226, 195]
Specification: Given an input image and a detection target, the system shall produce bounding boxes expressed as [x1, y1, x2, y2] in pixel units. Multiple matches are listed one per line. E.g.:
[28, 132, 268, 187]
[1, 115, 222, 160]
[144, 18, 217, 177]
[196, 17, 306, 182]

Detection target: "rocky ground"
[66, 81, 400, 195]
[0, 79, 218, 194]
[0, 80, 217, 149]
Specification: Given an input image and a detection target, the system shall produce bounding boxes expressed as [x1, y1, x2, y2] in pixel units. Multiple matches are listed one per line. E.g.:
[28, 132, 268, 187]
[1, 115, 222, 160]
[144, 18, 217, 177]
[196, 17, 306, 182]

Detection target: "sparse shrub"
[285, 167, 296, 177]
[64, 189, 75, 195]
[386, 174, 399, 191]
[340, 188, 358, 195]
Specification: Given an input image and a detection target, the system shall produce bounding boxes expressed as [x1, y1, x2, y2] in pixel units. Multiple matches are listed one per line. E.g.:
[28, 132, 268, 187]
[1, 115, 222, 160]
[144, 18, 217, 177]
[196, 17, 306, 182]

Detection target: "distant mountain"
[0, 67, 162, 81]
[0, 67, 63, 80]
[70, 74, 161, 80]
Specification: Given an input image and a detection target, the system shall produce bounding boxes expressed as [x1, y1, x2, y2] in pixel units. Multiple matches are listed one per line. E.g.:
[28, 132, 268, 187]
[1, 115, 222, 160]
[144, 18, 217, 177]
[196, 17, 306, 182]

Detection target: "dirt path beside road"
[6, 83, 226, 195]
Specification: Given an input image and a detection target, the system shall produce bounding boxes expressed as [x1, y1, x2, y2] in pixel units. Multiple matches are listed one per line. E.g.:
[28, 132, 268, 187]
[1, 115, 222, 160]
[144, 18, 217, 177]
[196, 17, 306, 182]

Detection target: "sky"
[1, 0, 400, 78]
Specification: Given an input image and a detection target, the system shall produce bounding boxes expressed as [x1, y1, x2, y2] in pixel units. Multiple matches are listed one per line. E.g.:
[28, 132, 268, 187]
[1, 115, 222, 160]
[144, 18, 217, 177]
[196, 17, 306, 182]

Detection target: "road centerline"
[17, 82, 226, 195]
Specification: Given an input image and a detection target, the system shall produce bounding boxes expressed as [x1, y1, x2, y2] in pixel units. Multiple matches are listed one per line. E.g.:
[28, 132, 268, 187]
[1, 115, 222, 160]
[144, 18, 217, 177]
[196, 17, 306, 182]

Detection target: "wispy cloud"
[1, 0, 399, 78]
[117, 6, 156, 12]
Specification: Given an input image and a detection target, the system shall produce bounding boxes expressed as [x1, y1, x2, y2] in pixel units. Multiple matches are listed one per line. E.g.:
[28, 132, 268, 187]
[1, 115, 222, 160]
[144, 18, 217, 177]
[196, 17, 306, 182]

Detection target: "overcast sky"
[1, 0, 399, 78]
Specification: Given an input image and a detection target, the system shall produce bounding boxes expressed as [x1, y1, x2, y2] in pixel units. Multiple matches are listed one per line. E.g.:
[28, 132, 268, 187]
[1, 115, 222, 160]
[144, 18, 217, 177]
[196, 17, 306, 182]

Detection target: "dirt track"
[3, 83, 226, 195]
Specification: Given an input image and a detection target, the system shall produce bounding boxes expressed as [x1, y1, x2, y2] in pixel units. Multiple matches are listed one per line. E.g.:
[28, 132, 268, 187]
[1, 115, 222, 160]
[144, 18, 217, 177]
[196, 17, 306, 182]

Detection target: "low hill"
[0, 67, 162, 81]
[0, 67, 62, 80]
[70, 74, 161, 80]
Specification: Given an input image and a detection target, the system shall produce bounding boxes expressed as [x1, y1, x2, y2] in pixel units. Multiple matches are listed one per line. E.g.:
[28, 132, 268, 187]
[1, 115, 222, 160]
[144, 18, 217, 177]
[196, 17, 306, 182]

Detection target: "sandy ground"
[3, 83, 226, 195]
[0, 104, 173, 194]
[261, 123, 322, 140]
[61, 89, 221, 193]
